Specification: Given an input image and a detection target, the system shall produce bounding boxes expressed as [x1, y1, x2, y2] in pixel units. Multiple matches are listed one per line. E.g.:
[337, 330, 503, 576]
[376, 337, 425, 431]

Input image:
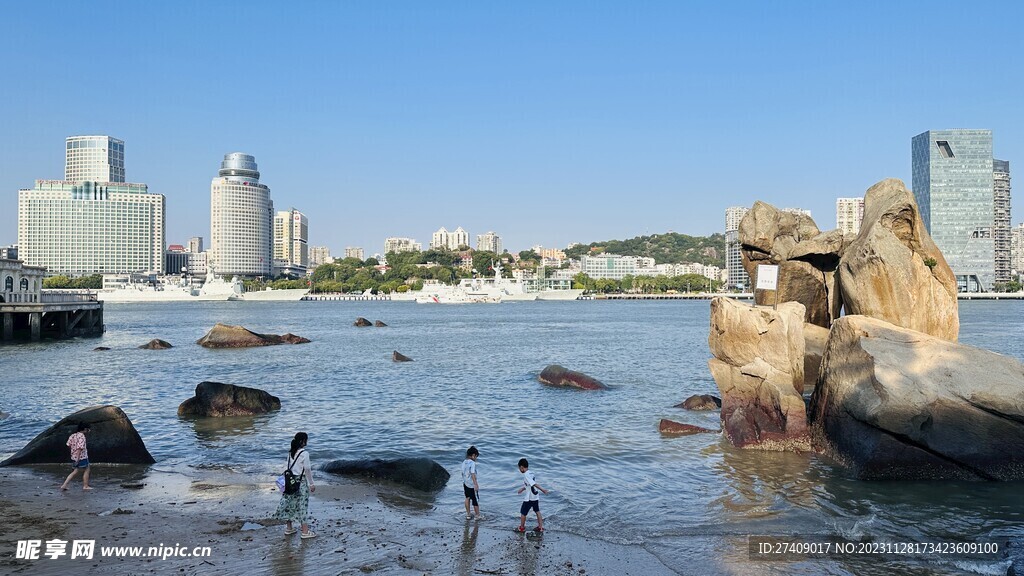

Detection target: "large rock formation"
[836, 178, 959, 341]
[196, 323, 311, 348]
[538, 365, 608, 390]
[809, 315, 1024, 480]
[676, 394, 722, 411]
[739, 202, 847, 327]
[802, 323, 830, 394]
[139, 339, 173, 350]
[708, 297, 810, 450]
[0, 405, 155, 466]
[322, 458, 450, 492]
[177, 381, 281, 417]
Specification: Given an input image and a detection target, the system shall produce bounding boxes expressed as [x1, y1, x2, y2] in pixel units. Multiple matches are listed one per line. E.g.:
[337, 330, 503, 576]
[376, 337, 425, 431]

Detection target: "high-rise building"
[725, 206, 749, 290]
[187, 236, 204, 254]
[309, 246, 333, 266]
[1011, 223, 1024, 275]
[450, 227, 469, 250]
[1, 245, 18, 260]
[430, 227, 449, 250]
[993, 160, 1012, 285]
[274, 208, 309, 269]
[210, 153, 273, 277]
[836, 197, 865, 235]
[65, 135, 125, 183]
[476, 231, 502, 254]
[912, 130, 995, 292]
[344, 247, 364, 260]
[18, 180, 164, 275]
[384, 237, 421, 254]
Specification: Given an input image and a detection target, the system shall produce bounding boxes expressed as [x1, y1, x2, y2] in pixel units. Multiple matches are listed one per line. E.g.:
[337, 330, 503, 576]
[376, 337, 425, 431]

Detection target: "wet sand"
[0, 465, 680, 575]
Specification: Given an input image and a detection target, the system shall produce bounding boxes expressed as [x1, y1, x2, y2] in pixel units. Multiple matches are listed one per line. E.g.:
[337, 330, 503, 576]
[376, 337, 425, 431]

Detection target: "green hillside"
[564, 232, 725, 266]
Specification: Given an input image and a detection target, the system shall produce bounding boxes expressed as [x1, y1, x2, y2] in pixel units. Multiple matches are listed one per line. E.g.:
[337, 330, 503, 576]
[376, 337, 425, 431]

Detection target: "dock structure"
[1, 259, 104, 342]
[302, 293, 393, 301]
[593, 293, 754, 300]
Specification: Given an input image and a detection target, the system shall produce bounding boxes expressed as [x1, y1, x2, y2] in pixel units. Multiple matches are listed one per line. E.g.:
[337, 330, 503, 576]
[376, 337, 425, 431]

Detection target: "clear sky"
[2, 1, 1022, 255]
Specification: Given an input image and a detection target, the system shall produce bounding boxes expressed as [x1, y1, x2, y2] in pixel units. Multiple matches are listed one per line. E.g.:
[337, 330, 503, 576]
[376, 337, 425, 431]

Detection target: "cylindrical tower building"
[210, 153, 274, 277]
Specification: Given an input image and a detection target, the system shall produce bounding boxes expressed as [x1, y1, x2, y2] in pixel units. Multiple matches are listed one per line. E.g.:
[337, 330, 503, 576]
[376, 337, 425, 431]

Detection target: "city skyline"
[2, 3, 1023, 254]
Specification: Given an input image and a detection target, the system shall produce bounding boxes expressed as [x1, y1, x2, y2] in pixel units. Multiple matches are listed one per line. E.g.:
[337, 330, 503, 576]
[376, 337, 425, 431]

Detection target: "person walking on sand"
[462, 446, 481, 519]
[61, 423, 92, 491]
[516, 458, 549, 533]
[274, 432, 317, 539]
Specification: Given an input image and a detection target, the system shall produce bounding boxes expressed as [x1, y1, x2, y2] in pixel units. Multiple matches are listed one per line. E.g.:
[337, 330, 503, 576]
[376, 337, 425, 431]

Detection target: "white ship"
[98, 272, 240, 303]
[229, 286, 309, 301]
[413, 262, 582, 303]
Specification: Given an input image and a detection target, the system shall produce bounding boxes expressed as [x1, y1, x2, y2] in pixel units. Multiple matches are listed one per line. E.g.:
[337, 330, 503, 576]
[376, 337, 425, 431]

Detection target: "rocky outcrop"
[195, 324, 310, 348]
[322, 458, 450, 492]
[676, 394, 721, 411]
[809, 315, 1024, 480]
[177, 381, 281, 417]
[836, 178, 959, 341]
[658, 420, 718, 435]
[802, 323, 830, 394]
[0, 405, 155, 466]
[139, 339, 173, 350]
[354, 317, 372, 327]
[538, 365, 607, 390]
[374, 320, 388, 327]
[739, 202, 846, 327]
[708, 297, 810, 451]
[392, 351, 413, 362]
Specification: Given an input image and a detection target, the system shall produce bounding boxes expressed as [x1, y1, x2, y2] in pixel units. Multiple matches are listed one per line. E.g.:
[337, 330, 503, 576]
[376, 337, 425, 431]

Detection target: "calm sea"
[1, 300, 1021, 575]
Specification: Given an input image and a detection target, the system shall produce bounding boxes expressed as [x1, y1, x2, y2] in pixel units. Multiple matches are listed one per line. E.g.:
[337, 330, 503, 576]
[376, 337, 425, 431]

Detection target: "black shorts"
[520, 500, 539, 516]
[464, 485, 478, 506]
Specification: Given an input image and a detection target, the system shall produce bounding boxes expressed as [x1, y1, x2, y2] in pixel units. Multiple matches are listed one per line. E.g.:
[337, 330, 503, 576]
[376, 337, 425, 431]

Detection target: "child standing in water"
[516, 457, 548, 532]
[61, 423, 92, 491]
[462, 446, 480, 519]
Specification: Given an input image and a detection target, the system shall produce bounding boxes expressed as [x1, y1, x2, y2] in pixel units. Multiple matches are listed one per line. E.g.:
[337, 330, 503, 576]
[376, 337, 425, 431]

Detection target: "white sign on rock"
[756, 265, 779, 291]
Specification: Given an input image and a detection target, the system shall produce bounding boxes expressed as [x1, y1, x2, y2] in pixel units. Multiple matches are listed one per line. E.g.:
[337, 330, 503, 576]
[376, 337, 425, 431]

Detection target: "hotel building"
[210, 153, 274, 277]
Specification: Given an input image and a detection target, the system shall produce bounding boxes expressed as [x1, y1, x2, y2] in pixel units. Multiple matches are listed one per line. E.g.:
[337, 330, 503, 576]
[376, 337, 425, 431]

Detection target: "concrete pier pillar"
[58, 312, 69, 337]
[2, 313, 11, 341]
[30, 312, 41, 341]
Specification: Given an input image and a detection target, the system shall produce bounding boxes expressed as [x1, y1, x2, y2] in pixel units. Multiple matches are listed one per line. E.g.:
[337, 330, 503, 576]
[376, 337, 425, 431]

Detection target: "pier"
[1, 259, 104, 342]
[302, 293, 393, 301]
[592, 293, 754, 300]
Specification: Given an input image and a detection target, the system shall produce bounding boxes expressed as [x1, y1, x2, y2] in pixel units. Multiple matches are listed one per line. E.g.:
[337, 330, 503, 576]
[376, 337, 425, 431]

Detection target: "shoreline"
[0, 465, 682, 576]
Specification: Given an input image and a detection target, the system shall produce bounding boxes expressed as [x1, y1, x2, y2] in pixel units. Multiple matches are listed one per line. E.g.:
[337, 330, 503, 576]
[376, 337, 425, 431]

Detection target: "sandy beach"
[0, 465, 683, 576]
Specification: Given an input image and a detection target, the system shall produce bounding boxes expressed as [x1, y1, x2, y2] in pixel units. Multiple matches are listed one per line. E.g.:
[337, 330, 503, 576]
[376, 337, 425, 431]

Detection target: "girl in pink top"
[60, 422, 92, 491]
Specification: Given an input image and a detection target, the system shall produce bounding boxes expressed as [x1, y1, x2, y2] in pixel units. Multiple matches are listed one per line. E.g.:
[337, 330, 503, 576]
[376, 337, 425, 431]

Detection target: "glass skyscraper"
[911, 130, 995, 292]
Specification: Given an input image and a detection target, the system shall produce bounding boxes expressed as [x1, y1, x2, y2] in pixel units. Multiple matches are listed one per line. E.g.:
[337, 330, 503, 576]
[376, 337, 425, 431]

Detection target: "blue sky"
[2, 1, 1022, 255]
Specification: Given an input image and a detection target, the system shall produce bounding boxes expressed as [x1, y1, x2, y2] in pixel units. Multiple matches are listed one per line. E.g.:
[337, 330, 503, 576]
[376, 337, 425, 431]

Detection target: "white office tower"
[65, 135, 125, 183]
[725, 206, 749, 290]
[187, 236, 204, 254]
[836, 198, 865, 235]
[274, 208, 309, 268]
[476, 231, 502, 254]
[310, 246, 334, 266]
[450, 227, 470, 249]
[210, 153, 273, 277]
[18, 180, 164, 275]
[431, 227, 449, 250]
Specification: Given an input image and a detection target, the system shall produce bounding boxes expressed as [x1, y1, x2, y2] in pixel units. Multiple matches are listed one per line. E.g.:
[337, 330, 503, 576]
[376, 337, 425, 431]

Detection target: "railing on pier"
[1, 291, 99, 305]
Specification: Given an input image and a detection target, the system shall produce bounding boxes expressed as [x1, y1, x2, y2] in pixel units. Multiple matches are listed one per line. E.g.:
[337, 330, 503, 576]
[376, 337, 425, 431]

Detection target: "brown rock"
[374, 320, 388, 327]
[92, 346, 111, 351]
[139, 339, 172, 350]
[538, 365, 607, 390]
[195, 323, 311, 348]
[809, 315, 1024, 480]
[658, 419, 718, 435]
[354, 317, 372, 327]
[178, 381, 281, 417]
[0, 405, 155, 466]
[836, 178, 959, 341]
[392, 350, 413, 362]
[676, 394, 722, 410]
[802, 322, 830, 394]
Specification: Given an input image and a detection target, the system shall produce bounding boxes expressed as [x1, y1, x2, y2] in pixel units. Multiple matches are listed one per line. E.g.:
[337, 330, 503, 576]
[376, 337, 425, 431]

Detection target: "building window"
[936, 141, 955, 159]
[5, 276, 12, 291]
[20, 278, 29, 291]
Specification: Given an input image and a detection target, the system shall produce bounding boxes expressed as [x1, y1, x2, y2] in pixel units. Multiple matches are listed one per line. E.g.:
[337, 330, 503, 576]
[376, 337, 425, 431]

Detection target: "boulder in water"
[354, 317, 372, 327]
[92, 347, 111, 352]
[538, 365, 607, 390]
[139, 339, 173, 350]
[392, 351, 413, 362]
[178, 381, 281, 417]
[196, 323, 310, 348]
[0, 405, 155, 466]
[658, 420, 718, 435]
[676, 394, 722, 411]
[374, 320, 388, 327]
[322, 458, 450, 492]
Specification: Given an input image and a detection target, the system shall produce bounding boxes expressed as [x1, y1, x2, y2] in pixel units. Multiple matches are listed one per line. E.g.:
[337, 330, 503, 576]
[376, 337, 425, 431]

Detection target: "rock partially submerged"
[139, 339, 173, 350]
[196, 323, 310, 348]
[0, 405, 155, 466]
[538, 365, 607, 390]
[809, 315, 1024, 480]
[392, 351, 413, 362]
[322, 458, 450, 492]
[177, 381, 281, 417]
[354, 317, 372, 327]
[708, 297, 810, 451]
[658, 420, 718, 435]
[675, 394, 722, 411]
[374, 320, 388, 327]
[92, 346, 111, 351]
[836, 178, 959, 341]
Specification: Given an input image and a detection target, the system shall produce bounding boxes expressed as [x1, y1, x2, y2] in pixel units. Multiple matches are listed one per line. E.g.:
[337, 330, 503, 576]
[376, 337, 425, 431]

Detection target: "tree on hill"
[563, 232, 725, 266]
